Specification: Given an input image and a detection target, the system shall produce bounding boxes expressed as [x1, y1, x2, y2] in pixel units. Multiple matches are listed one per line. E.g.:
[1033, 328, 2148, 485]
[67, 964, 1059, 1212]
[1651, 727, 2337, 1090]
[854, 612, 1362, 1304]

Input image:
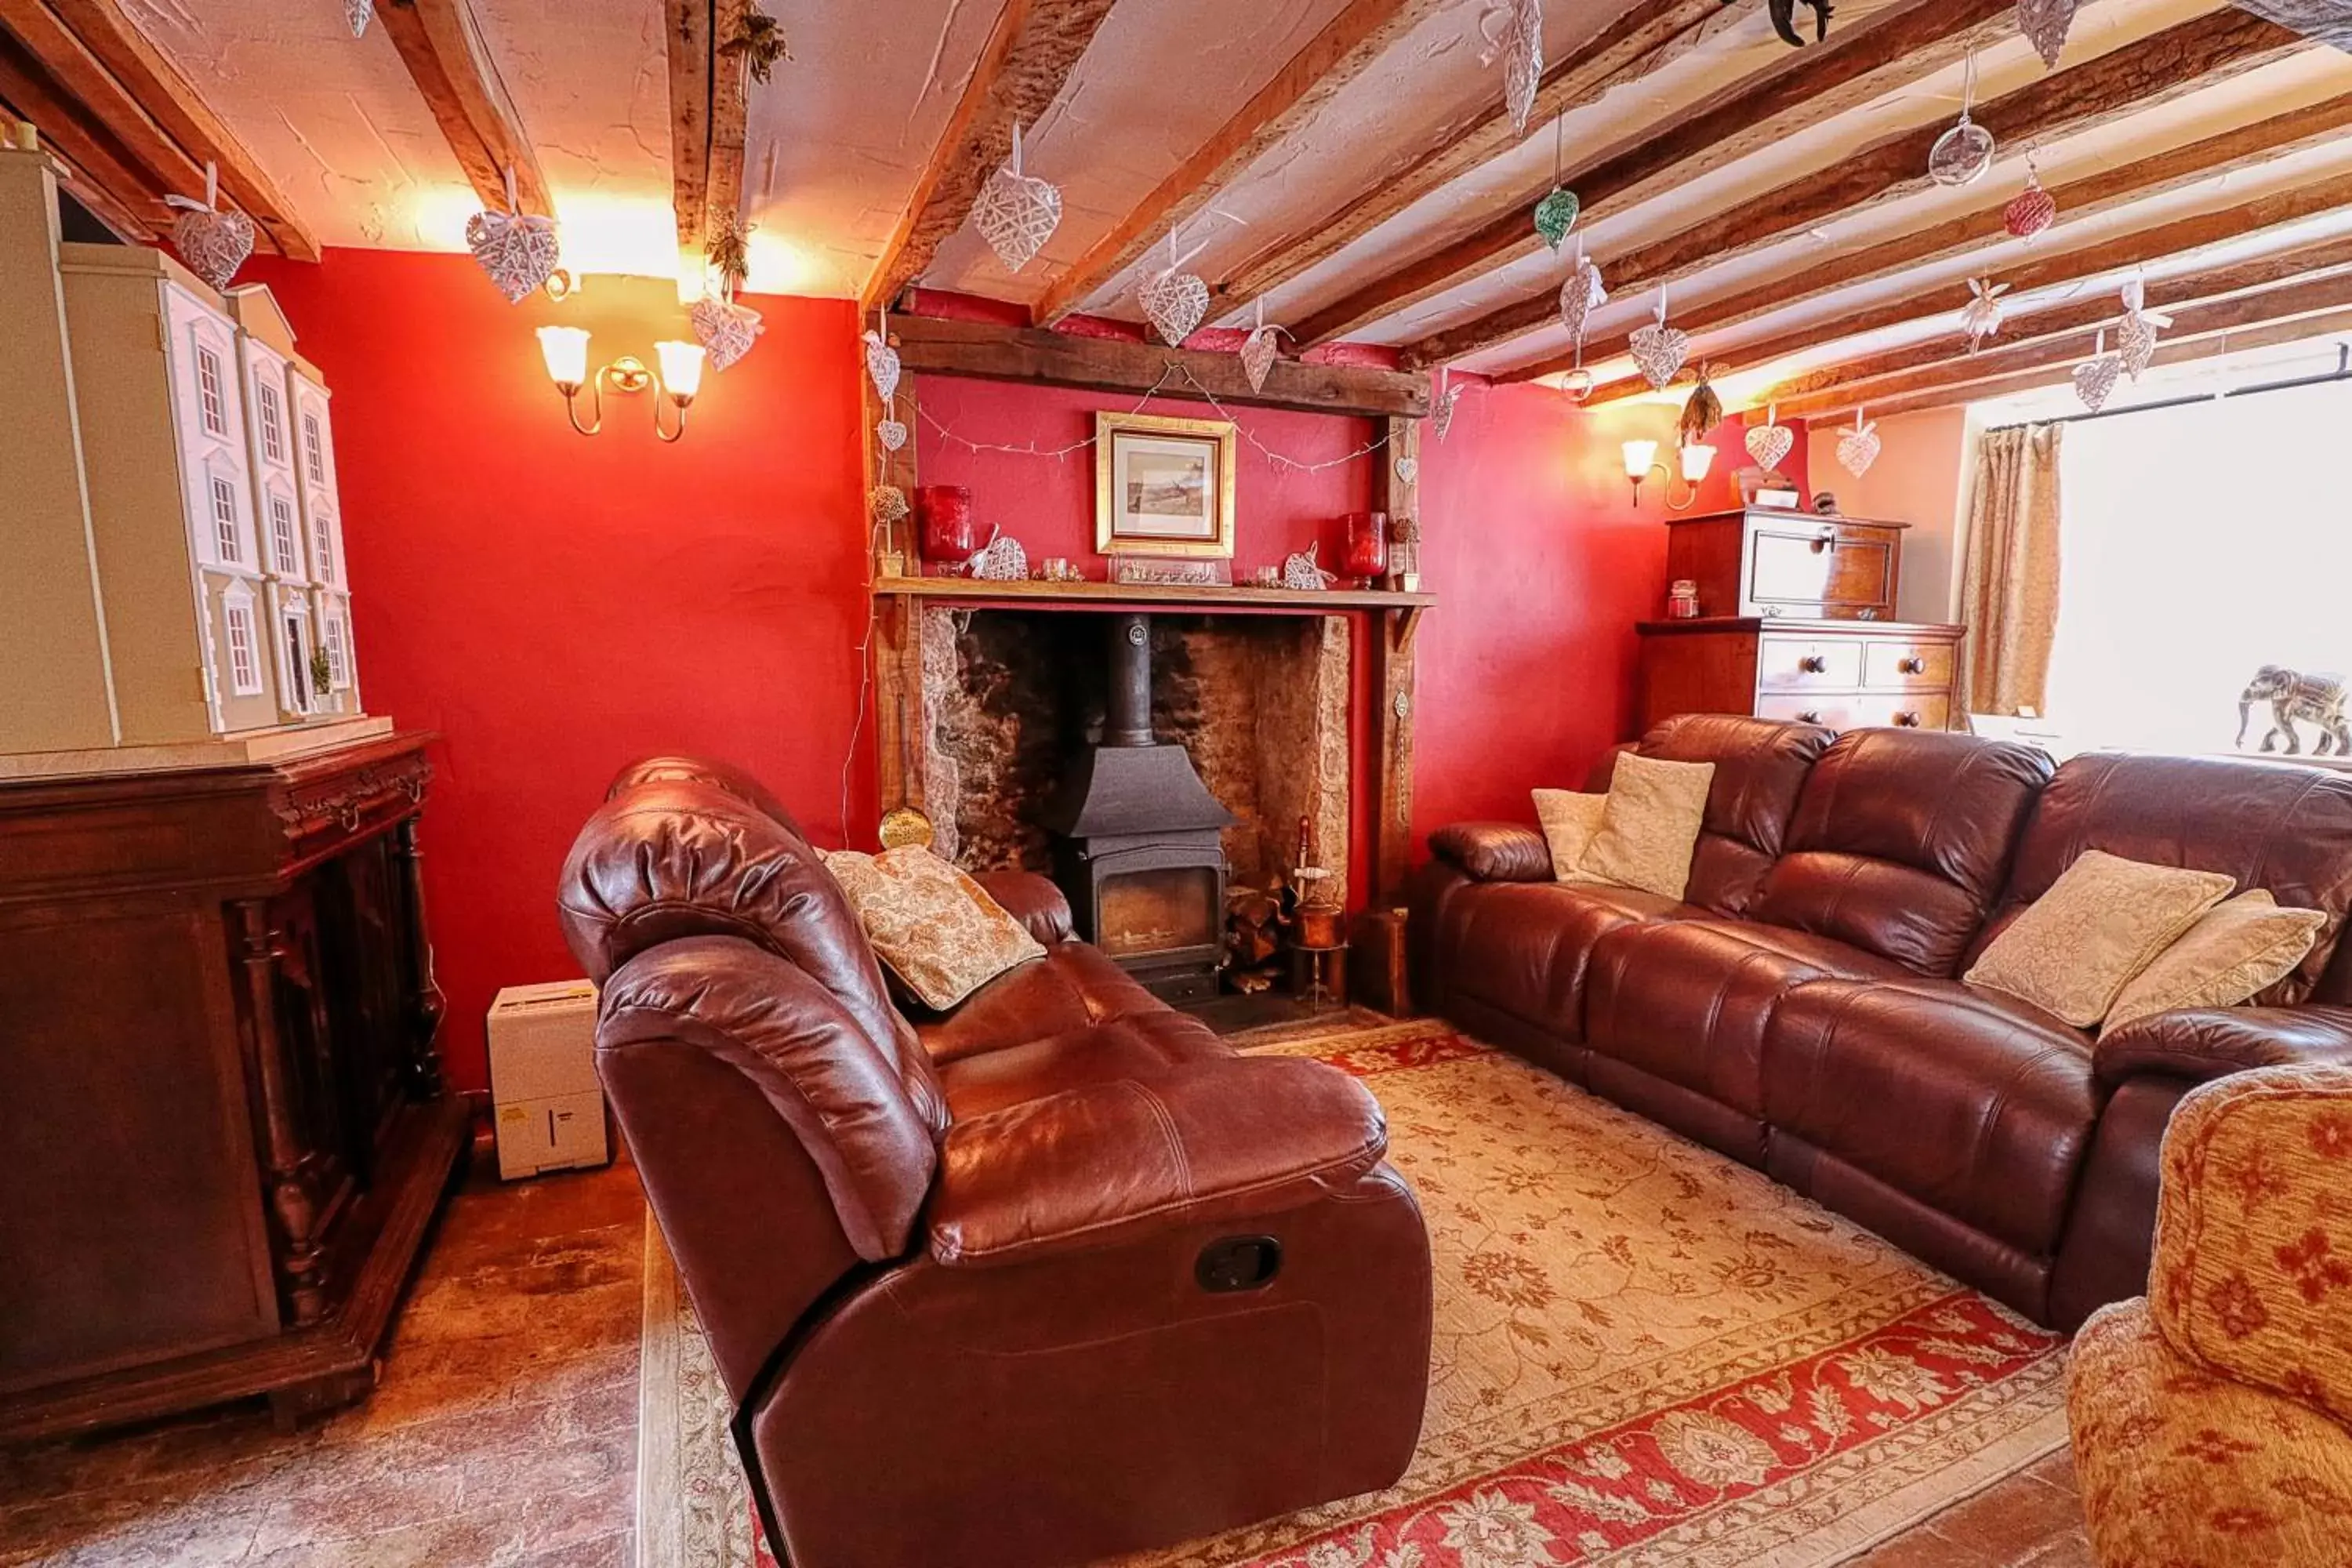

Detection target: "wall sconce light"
[1622, 437, 1714, 510]
[535, 326, 704, 442]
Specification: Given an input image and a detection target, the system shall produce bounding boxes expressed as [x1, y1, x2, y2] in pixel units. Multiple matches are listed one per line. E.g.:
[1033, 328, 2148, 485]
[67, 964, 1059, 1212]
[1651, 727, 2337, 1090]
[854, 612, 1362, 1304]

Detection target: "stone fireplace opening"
[915, 604, 1353, 996]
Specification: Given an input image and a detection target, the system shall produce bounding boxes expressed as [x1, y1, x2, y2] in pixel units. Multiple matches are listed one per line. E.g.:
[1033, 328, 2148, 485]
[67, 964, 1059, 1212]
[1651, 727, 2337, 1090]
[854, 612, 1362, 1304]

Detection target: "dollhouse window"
[258, 383, 286, 464]
[281, 612, 312, 713]
[269, 495, 299, 576]
[310, 510, 334, 583]
[210, 476, 241, 564]
[197, 346, 227, 437]
[303, 412, 326, 487]
[325, 615, 350, 688]
[224, 602, 260, 695]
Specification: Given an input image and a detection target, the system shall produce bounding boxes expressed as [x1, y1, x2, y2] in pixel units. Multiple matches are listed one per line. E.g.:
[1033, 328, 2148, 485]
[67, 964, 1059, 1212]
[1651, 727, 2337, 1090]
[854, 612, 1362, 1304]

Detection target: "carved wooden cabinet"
[0, 732, 465, 1439]
[1663, 506, 1907, 621]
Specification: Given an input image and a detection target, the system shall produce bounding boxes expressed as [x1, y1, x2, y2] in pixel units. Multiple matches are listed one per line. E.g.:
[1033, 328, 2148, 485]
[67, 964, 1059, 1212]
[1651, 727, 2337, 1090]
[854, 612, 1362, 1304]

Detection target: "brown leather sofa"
[558, 757, 1432, 1568]
[1412, 716, 2352, 1330]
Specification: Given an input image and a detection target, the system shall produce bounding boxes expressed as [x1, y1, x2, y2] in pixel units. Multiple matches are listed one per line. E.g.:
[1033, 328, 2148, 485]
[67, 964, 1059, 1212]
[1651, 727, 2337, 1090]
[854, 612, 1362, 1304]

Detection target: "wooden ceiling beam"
[1804, 303, 2352, 422]
[1217, 0, 1737, 314]
[1403, 5, 2305, 368]
[376, 0, 551, 217]
[1029, 0, 1446, 328]
[31, 0, 316, 259]
[1766, 263, 2352, 420]
[1543, 89, 2352, 398]
[1288, 0, 2021, 347]
[862, 0, 1121, 314]
[662, 0, 711, 250]
[0, 27, 161, 235]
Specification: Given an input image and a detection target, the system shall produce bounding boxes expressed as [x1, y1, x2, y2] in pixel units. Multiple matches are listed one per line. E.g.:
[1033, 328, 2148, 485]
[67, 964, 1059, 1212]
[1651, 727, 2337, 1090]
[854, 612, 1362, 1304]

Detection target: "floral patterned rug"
[636, 1018, 2069, 1567]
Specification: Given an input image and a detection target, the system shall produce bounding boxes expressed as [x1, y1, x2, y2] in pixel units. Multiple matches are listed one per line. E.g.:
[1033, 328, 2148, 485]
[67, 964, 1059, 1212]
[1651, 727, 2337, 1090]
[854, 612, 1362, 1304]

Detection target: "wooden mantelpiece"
[872, 580, 1429, 904]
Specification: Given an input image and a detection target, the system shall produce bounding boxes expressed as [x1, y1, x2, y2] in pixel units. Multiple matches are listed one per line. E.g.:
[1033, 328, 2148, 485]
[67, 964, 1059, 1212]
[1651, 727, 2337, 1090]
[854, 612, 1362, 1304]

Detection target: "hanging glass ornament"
[2073, 328, 2122, 412]
[864, 323, 901, 401]
[2018, 0, 2078, 69]
[1532, 114, 1579, 251]
[1432, 368, 1465, 441]
[2004, 165, 2056, 239]
[464, 167, 559, 303]
[1628, 288, 1690, 390]
[1927, 55, 1995, 188]
[1559, 339, 1593, 402]
[2117, 278, 2171, 382]
[1960, 278, 2009, 351]
[1477, 0, 1543, 138]
[1239, 297, 1281, 394]
[165, 163, 255, 290]
[973, 122, 1062, 274]
[1746, 405, 1795, 472]
[347, 0, 372, 38]
[1138, 230, 1210, 347]
[1836, 409, 1882, 479]
[1558, 239, 1606, 344]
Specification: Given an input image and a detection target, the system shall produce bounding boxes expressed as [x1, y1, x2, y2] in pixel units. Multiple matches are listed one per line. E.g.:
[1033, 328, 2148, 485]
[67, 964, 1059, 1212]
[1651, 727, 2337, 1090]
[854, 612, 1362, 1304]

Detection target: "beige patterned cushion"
[2152, 1062, 2352, 1424]
[1579, 753, 1714, 902]
[1530, 789, 1607, 884]
[2068, 1298, 2352, 1566]
[822, 848, 1045, 1011]
[2107, 890, 2328, 1029]
[1965, 850, 2235, 1027]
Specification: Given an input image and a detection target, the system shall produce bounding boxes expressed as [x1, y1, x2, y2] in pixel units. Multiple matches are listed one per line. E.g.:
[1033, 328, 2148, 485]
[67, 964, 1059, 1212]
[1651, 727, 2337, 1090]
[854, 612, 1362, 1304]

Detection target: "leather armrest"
[928, 1057, 1387, 1268]
[2094, 1005, 2352, 1091]
[1428, 822, 1552, 883]
[970, 869, 1074, 946]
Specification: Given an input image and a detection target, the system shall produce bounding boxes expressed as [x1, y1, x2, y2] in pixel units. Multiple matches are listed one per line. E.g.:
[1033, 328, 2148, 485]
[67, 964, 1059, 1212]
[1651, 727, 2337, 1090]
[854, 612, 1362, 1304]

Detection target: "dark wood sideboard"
[1635, 506, 1963, 735]
[0, 731, 466, 1440]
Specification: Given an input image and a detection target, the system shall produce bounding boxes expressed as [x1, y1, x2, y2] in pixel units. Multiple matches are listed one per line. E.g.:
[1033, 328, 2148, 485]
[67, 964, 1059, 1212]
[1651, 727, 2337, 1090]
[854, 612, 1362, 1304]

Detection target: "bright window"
[269, 495, 299, 575]
[311, 509, 335, 583]
[210, 476, 241, 563]
[325, 614, 350, 688]
[197, 345, 227, 437]
[224, 603, 260, 694]
[2045, 379, 2352, 760]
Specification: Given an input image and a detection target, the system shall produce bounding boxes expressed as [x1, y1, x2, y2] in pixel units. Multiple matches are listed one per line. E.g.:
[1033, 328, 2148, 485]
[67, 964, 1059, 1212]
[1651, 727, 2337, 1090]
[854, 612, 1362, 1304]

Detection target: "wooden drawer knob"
[1798, 655, 1828, 673]
[1897, 656, 1926, 675]
[1895, 710, 1922, 728]
[1797, 710, 1824, 724]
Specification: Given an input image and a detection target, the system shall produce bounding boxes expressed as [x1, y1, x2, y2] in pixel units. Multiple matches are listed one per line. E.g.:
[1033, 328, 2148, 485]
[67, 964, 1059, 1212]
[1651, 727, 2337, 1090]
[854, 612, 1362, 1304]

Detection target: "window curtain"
[1956, 422, 2063, 716]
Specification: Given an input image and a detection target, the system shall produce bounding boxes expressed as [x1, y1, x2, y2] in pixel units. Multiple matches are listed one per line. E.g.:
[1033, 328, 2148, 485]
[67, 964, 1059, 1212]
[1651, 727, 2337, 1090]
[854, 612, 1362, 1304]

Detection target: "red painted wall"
[244, 250, 870, 1094]
[242, 250, 1804, 1087]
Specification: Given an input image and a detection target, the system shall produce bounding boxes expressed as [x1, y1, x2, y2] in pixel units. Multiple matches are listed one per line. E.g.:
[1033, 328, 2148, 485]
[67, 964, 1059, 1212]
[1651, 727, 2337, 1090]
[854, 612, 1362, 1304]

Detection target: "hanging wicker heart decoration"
[1282, 542, 1336, 591]
[863, 330, 901, 401]
[975, 165, 1061, 274]
[1478, 0, 1543, 138]
[2004, 172, 2056, 239]
[465, 207, 559, 303]
[970, 532, 1028, 581]
[1746, 420, 1795, 473]
[1240, 325, 1279, 394]
[1533, 187, 1581, 252]
[1139, 268, 1210, 347]
[347, 0, 373, 37]
[1558, 256, 1606, 343]
[2074, 352, 2121, 412]
[1836, 419, 1882, 479]
[1629, 321, 1690, 390]
[2117, 311, 2158, 381]
[876, 418, 908, 453]
[168, 202, 255, 290]
[2018, 0, 2078, 69]
[690, 296, 764, 371]
[1432, 381, 1465, 441]
[1394, 456, 1419, 485]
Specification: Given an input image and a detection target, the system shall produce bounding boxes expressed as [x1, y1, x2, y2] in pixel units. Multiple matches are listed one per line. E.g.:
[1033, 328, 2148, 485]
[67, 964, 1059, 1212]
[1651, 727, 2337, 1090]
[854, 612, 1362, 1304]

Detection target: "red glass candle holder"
[1340, 510, 1389, 581]
[916, 485, 979, 567]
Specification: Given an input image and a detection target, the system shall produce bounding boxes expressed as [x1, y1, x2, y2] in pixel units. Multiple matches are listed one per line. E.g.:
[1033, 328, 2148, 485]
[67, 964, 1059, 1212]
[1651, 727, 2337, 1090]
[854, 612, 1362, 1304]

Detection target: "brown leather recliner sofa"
[557, 757, 1432, 1568]
[1410, 715, 2352, 1330]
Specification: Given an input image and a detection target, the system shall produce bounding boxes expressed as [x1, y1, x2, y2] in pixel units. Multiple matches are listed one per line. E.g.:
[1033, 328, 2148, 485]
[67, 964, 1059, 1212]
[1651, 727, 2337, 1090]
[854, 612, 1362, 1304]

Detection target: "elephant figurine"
[2238, 665, 2352, 756]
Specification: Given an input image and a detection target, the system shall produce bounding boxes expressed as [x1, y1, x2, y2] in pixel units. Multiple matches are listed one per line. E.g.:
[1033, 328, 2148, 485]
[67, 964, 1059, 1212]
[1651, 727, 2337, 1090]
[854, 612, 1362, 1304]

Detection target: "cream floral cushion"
[1965, 850, 2234, 1027]
[1531, 789, 1608, 884]
[822, 848, 1044, 1011]
[2106, 889, 2327, 1029]
[1578, 753, 1714, 902]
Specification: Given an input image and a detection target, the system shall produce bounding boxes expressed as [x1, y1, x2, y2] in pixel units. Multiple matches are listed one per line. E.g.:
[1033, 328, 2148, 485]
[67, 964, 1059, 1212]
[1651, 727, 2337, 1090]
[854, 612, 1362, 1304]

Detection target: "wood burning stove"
[1048, 613, 1235, 1004]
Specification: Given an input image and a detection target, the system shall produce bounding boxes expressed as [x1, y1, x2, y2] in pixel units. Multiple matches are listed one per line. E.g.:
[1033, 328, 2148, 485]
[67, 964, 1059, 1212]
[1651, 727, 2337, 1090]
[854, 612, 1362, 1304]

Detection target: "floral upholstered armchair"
[2067, 1063, 2352, 1564]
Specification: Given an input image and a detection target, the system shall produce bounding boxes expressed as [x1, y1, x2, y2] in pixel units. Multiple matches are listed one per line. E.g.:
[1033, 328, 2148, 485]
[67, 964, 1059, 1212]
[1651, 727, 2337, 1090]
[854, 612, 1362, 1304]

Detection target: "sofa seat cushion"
[916, 943, 1160, 1065]
[1763, 978, 2096, 1257]
[935, 1009, 1232, 1120]
[1440, 880, 1704, 1042]
[1584, 920, 1907, 1123]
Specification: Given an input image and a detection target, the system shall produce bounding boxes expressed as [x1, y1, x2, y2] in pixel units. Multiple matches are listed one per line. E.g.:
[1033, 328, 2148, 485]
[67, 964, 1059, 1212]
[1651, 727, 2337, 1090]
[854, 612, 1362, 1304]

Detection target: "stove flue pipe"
[1104, 612, 1155, 747]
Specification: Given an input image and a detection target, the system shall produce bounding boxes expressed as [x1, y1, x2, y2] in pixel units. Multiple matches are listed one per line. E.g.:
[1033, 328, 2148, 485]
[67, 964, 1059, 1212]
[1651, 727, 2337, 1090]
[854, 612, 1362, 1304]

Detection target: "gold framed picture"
[1094, 412, 1237, 558]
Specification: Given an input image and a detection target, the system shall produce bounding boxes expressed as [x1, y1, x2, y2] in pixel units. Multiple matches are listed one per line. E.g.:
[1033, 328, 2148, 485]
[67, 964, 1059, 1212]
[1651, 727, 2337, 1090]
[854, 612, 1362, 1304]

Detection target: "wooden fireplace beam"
[1555, 96, 2352, 403]
[1402, 5, 2307, 369]
[1286, 0, 2023, 347]
[861, 0, 1122, 314]
[377, 0, 551, 217]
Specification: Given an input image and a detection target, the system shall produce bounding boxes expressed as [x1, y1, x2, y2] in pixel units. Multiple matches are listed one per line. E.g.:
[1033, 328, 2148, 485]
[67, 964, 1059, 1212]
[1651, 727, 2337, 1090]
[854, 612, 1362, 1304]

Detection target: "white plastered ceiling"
[123, 0, 2352, 401]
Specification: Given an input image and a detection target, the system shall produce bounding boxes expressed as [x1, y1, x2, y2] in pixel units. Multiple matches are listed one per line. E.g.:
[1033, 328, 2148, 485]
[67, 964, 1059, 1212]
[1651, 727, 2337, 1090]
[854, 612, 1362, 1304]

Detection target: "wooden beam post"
[377, 0, 552, 217]
[862, 0, 1121, 314]
[1366, 413, 1423, 904]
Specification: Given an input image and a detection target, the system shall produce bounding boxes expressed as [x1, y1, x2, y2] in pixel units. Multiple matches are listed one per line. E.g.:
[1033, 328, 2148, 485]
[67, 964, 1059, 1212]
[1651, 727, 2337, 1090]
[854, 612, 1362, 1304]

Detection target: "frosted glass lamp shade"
[537, 326, 590, 390]
[655, 340, 706, 401]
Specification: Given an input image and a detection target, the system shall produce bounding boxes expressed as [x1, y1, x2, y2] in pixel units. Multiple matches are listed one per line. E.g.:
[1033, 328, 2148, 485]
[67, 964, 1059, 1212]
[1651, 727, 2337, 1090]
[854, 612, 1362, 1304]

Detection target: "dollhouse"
[0, 141, 370, 770]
